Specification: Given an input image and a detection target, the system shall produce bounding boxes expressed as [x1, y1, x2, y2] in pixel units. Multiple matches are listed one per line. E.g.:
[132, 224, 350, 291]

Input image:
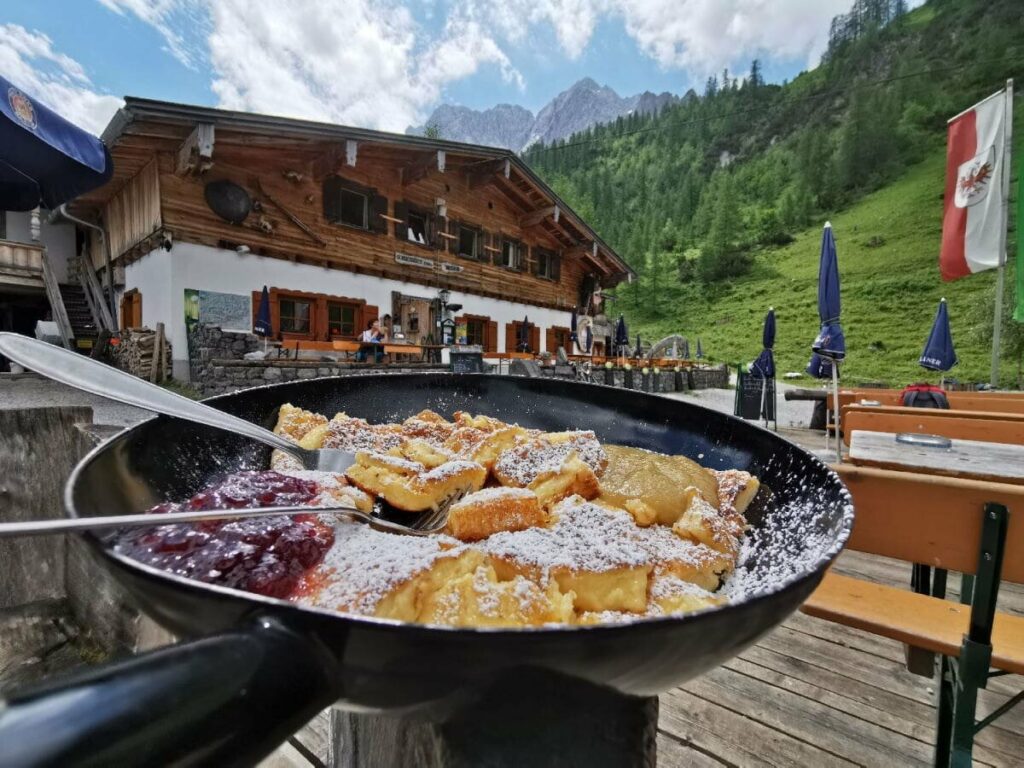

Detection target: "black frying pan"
[0, 375, 852, 766]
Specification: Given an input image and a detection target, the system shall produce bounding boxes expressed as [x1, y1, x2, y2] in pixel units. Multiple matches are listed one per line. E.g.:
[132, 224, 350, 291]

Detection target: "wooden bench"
[832, 389, 1024, 416]
[803, 465, 1024, 765]
[842, 405, 1024, 446]
[331, 340, 360, 354]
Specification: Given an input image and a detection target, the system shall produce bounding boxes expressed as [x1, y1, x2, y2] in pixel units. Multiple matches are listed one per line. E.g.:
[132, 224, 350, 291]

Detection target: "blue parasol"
[254, 286, 272, 337]
[518, 316, 530, 352]
[751, 308, 775, 378]
[570, 308, 578, 345]
[810, 222, 844, 462]
[633, 333, 643, 359]
[919, 298, 958, 372]
[696, 338, 703, 360]
[811, 222, 845, 361]
[614, 315, 629, 356]
[584, 324, 593, 353]
[0, 76, 113, 210]
[806, 352, 834, 379]
[682, 339, 690, 360]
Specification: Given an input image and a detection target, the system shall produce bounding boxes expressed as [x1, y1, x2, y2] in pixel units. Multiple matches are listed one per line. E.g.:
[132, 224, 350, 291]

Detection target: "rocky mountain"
[407, 78, 676, 152]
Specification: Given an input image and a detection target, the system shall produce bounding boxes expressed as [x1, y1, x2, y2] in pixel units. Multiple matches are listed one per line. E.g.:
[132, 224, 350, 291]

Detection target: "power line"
[526, 55, 1024, 157]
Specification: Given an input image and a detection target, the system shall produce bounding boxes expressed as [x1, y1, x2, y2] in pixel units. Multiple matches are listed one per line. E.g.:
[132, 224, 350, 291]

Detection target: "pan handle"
[0, 617, 340, 768]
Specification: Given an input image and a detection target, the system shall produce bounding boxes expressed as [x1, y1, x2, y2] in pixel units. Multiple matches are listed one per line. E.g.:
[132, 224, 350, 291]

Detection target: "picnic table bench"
[842, 405, 1024, 447]
[803, 464, 1024, 765]
[832, 388, 1024, 416]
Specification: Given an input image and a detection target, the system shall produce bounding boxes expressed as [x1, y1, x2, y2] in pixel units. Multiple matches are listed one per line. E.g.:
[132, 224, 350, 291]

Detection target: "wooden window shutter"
[546, 327, 555, 354]
[393, 201, 409, 240]
[363, 304, 379, 330]
[369, 193, 389, 234]
[552, 253, 562, 282]
[505, 322, 516, 353]
[322, 176, 342, 223]
[530, 325, 540, 354]
[486, 320, 498, 353]
[476, 228, 488, 262]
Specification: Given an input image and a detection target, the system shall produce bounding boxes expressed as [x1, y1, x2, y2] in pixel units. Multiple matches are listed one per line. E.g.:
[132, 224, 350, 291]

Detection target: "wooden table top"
[848, 429, 1024, 485]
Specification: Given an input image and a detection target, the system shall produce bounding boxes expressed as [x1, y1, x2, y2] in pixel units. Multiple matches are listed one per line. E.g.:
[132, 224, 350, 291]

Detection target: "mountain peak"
[408, 79, 677, 152]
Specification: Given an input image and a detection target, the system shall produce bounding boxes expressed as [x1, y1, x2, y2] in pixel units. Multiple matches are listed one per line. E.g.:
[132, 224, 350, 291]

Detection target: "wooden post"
[151, 323, 165, 383]
[332, 669, 658, 767]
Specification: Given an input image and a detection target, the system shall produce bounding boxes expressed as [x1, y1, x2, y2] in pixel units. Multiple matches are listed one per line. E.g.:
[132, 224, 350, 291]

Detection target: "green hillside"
[611, 148, 1017, 386]
[524, 0, 1024, 386]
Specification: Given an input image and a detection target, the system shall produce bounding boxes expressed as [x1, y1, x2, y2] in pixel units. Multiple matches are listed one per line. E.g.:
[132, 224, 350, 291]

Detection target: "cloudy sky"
[1, 0, 921, 136]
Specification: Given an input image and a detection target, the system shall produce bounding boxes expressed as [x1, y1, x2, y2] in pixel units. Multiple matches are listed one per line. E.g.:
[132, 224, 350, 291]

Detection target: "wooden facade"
[73, 99, 630, 317]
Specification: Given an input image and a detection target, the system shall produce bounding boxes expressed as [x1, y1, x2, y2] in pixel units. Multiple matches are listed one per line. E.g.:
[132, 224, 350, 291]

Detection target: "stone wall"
[187, 322, 259, 382]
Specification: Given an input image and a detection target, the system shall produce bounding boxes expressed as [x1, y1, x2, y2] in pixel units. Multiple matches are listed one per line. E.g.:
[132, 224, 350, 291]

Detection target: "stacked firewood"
[112, 324, 171, 381]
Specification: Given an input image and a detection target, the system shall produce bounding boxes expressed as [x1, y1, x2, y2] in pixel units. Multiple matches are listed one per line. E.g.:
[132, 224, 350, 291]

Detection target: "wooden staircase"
[59, 283, 99, 352]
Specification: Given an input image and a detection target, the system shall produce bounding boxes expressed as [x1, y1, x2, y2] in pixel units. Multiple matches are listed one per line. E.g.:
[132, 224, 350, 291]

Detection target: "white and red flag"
[940, 88, 1010, 281]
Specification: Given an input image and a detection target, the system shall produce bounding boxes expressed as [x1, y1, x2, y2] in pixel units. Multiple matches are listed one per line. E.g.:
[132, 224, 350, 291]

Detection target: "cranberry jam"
[115, 471, 334, 599]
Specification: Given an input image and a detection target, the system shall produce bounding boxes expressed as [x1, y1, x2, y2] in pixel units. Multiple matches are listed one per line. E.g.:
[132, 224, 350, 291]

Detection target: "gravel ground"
[661, 377, 821, 429]
[0, 375, 152, 428]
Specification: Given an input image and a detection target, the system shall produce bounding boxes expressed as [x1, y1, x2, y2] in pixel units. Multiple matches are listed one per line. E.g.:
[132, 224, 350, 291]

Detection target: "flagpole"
[991, 78, 1013, 387]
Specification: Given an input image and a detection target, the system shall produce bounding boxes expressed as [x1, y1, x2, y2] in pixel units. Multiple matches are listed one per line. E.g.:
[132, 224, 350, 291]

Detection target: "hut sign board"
[395, 252, 434, 269]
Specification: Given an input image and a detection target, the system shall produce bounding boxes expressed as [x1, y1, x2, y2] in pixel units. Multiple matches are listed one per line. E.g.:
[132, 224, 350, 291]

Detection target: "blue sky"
[0, 0, 904, 134]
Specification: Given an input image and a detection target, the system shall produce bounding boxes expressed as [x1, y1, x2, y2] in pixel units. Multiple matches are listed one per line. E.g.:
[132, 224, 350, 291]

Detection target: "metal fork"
[0, 502, 455, 538]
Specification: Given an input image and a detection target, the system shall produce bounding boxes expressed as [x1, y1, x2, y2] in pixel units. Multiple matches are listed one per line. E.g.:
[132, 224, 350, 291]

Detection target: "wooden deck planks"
[657, 548, 1024, 766]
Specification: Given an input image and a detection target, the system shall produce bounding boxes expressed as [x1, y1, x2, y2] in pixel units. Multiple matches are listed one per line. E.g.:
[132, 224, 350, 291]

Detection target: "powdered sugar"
[493, 432, 605, 487]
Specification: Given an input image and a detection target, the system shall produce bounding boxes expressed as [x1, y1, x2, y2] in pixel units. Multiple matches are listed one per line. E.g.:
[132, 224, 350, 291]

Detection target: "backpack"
[901, 383, 950, 409]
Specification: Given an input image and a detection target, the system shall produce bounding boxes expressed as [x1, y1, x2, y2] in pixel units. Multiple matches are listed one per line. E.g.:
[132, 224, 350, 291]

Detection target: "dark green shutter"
[369, 193, 388, 234]
[393, 201, 409, 241]
[323, 176, 342, 223]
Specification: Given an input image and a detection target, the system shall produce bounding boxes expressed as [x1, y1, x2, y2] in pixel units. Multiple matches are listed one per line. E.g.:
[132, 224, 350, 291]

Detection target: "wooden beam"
[520, 205, 559, 228]
[466, 158, 511, 190]
[402, 150, 446, 187]
[175, 123, 214, 176]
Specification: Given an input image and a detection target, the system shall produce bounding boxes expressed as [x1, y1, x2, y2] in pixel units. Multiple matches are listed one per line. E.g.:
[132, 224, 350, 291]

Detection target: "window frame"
[534, 248, 559, 281]
[465, 317, 485, 347]
[499, 238, 520, 270]
[278, 296, 314, 336]
[327, 300, 359, 339]
[324, 176, 376, 232]
[457, 224, 480, 261]
[337, 187, 369, 230]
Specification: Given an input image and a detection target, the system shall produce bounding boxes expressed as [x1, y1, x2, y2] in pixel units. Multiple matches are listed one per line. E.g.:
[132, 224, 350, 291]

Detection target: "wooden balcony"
[0, 239, 45, 289]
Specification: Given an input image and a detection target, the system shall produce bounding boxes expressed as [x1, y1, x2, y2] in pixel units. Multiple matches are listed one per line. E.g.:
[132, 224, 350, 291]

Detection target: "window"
[407, 211, 429, 245]
[466, 318, 485, 346]
[338, 189, 368, 228]
[535, 249, 559, 281]
[457, 225, 478, 260]
[327, 302, 357, 337]
[280, 298, 312, 334]
[500, 239, 520, 269]
[323, 175, 385, 232]
[553, 327, 570, 351]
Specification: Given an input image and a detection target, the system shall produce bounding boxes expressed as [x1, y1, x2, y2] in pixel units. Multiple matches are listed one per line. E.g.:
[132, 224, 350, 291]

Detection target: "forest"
[524, 0, 1021, 322]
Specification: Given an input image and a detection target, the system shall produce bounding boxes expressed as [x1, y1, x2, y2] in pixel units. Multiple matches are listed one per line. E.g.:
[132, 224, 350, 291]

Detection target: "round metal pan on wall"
[0, 374, 853, 767]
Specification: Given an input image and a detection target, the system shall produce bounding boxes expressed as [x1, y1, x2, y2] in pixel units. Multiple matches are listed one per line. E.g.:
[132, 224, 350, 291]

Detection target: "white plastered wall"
[125, 242, 577, 380]
[3, 210, 77, 283]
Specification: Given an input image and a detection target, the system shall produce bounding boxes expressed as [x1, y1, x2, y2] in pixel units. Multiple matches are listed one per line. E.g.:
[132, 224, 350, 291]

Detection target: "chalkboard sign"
[735, 370, 775, 421]
[450, 351, 483, 374]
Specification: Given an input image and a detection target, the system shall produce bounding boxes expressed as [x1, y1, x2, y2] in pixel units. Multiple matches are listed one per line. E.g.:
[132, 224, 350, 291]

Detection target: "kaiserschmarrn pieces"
[265, 406, 759, 628]
[345, 452, 487, 512]
[444, 486, 547, 542]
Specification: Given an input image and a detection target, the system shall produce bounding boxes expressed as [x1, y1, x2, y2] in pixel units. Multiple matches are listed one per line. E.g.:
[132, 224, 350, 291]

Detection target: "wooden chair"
[803, 465, 1024, 766]
[842, 405, 1024, 446]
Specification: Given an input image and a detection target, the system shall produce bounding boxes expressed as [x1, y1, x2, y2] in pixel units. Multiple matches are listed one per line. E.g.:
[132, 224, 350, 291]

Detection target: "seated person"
[356, 319, 385, 363]
[380, 314, 393, 343]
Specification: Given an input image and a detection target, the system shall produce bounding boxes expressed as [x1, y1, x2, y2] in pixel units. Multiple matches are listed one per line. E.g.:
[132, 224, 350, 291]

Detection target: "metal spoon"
[0, 332, 355, 473]
[0, 503, 446, 538]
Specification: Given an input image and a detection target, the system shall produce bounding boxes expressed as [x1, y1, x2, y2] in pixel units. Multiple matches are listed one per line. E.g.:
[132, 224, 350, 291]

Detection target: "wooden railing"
[0, 239, 44, 275]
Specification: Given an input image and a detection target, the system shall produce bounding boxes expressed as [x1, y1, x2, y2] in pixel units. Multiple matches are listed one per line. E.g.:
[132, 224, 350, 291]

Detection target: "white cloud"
[97, 0, 207, 69]
[0, 24, 123, 134]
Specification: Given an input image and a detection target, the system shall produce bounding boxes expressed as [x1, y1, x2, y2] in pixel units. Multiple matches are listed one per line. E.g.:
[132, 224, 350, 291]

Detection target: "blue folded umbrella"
[812, 224, 846, 362]
[920, 298, 958, 372]
[583, 324, 593, 353]
[0, 76, 113, 210]
[751, 308, 776, 378]
[806, 352, 834, 379]
[254, 286, 272, 337]
[682, 339, 690, 360]
[570, 308, 578, 344]
[614, 315, 629, 354]
[696, 338, 703, 359]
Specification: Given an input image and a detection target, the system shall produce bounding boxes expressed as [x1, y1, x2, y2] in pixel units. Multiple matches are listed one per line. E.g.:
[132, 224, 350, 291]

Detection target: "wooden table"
[848, 429, 1024, 485]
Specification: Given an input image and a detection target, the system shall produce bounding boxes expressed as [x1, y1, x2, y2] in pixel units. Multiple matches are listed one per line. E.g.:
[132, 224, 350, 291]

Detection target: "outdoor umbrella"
[919, 298, 958, 373]
[614, 315, 629, 360]
[584, 324, 593, 354]
[751, 308, 776, 426]
[570, 308, 578, 348]
[806, 352, 834, 380]
[518, 316, 530, 352]
[682, 339, 690, 360]
[810, 222, 845, 462]
[0, 76, 113, 211]
[696, 338, 704, 360]
[634, 333, 643, 360]
[254, 286, 272, 352]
